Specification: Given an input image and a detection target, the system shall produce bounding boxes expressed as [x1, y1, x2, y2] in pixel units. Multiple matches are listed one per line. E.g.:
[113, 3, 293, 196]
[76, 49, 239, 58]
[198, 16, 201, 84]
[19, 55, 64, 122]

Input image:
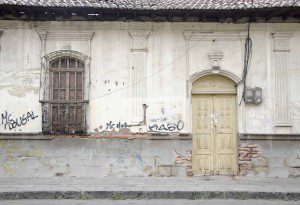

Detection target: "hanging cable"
[90, 23, 218, 100]
[239, 21, 253, 105]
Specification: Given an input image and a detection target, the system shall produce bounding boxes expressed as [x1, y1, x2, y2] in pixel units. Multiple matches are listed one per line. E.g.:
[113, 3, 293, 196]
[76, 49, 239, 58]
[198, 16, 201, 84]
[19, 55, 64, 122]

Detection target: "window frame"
[40, 50, 90, 134]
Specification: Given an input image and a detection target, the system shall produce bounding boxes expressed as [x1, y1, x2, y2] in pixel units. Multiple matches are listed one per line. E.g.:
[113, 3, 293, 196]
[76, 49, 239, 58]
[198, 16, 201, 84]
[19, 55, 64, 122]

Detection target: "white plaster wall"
[0, 21, 299, 134]
[243, 29, 273, 134]
[0, 27, 41, 133]
[89, 28, 132, 131]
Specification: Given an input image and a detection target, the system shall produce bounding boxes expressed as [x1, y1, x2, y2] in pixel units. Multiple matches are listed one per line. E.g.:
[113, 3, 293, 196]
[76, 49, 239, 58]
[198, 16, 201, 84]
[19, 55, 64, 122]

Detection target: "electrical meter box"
[244, 87, 262, 104]
[245, 88, 253, 103]
[253, 87, 262, 104]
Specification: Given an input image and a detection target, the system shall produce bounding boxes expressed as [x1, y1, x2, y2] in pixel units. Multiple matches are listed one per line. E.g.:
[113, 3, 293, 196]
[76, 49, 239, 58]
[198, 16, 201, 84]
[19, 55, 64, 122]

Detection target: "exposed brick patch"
[238, 143, 263, 176]
[174, 150, 193, 177]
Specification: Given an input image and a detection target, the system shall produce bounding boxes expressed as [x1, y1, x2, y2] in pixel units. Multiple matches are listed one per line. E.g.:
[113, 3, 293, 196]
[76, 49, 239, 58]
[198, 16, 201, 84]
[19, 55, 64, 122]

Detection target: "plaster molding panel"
[0, 30, 3, 71]
[288, 31, 300, 133]
[273, 33, 293, 52]
[128, 30, 150, 120]
[36, 29, 94, 56]
[272, 33, 293, 134]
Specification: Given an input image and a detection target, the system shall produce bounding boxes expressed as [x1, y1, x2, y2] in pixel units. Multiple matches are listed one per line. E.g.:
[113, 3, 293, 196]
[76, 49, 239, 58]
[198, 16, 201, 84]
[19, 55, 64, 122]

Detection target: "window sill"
[40, 100, 89, 103]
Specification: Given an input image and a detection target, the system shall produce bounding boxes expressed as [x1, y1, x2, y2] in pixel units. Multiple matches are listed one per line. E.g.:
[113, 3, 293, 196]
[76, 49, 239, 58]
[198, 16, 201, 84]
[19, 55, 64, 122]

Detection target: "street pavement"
[1, 176, 299, 192]
[0, 176, 299, 200]
[0, 199, 299, 205]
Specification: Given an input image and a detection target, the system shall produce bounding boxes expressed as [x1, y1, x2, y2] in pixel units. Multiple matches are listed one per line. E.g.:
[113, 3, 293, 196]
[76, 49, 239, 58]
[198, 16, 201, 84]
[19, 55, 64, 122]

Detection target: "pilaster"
[272, 33, 293, 134]
[128, 30, 150, 119]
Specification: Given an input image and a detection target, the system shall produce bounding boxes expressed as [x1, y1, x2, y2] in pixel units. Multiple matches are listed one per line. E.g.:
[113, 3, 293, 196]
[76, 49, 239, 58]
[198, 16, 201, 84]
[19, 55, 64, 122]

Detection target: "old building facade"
[0, 0, 300, 178]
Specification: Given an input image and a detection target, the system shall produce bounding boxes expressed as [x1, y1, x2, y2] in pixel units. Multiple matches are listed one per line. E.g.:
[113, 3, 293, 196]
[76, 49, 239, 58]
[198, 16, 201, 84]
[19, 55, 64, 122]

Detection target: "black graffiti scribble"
[105, 121, 131, 130]
[1, 110, 38, 130]
[148, 120, 184, 132]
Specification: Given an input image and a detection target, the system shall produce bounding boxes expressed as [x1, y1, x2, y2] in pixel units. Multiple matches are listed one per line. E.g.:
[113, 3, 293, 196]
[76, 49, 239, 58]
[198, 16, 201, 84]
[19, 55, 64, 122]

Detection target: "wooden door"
[192, 95, 214, 175]
[192, 94, 237, 175]
[213, 95, 237, 175]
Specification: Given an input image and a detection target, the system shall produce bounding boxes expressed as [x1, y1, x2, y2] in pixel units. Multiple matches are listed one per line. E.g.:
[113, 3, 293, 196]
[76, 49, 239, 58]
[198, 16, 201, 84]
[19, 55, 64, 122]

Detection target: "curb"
[0, 191, 299, 201]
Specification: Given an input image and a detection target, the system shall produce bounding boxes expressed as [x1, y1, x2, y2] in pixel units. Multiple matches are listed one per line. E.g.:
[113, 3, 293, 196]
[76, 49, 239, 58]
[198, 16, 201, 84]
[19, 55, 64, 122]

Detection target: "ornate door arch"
[40, 50, 89, 134]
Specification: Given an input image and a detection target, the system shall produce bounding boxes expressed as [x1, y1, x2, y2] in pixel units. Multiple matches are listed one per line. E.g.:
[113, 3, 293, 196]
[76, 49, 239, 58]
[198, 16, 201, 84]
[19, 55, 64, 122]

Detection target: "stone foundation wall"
[0, 136, 299, 178]
[238, 140, 300, 178]
[0, 137, 192, 178]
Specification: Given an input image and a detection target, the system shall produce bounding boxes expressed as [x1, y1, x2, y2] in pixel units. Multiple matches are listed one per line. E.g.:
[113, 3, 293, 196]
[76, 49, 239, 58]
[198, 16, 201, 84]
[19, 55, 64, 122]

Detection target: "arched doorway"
[192, 74, 237, 175]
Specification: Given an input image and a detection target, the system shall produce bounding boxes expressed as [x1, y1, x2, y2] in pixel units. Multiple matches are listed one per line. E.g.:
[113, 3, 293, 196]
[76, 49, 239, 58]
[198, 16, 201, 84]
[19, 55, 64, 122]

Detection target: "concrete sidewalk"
[0, 177, 299, 200]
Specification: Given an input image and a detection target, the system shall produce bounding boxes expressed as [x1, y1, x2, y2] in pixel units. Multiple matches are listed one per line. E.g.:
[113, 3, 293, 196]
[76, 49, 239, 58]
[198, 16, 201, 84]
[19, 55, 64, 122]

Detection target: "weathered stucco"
[0, 21, 299, 134]
[239, 139, 300, 178]
[0, 138, 299, 178]
[0, 138, 191, 178]
[0, 21, 299, 178]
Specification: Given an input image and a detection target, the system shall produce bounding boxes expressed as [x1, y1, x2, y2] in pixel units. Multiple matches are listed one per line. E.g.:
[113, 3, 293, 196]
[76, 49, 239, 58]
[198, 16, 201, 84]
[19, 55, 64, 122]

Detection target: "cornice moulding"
[184, 31, 247, 41]
[0, 20, 299, 31]
[272, 32, 293, 52]
[36, 30, 94, 41]
[272, 32, 293, 38]
[128, 30, 150, 39]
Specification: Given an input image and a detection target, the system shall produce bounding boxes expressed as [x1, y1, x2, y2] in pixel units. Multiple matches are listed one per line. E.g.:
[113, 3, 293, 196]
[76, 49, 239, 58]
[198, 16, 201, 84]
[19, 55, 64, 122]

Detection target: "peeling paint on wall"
[3, 164, 16, 176]
[135, 152, 145, 168]
[0, 71, 40, 97]
[0, 141, 44, 176]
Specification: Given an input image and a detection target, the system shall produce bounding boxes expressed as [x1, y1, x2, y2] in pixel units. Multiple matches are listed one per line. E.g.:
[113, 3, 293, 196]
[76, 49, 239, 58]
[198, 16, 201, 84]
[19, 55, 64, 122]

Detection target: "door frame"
[188, 70, 242, 175]
[187, 69, 242, 130]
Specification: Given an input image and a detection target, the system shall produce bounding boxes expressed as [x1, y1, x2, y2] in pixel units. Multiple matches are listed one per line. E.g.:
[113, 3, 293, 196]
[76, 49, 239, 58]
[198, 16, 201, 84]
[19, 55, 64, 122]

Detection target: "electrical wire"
[1, 1, 297, 102]
[89, 1, 298, 101]
[239, 21, 253, 105]
[237, 0, 298, 105]
[254, 0, 299, 21]
[90, 23, 218, 100]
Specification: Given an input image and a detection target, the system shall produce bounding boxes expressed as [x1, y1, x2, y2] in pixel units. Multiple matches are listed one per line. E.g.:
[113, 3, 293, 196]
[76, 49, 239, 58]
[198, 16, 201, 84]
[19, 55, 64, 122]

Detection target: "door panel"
[214, 95, 237, 175]
[215, 133, 236, 174]
[213, 96, 235, 134]
[192, 94, 237, 175]
[192, 95, 214, 175]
